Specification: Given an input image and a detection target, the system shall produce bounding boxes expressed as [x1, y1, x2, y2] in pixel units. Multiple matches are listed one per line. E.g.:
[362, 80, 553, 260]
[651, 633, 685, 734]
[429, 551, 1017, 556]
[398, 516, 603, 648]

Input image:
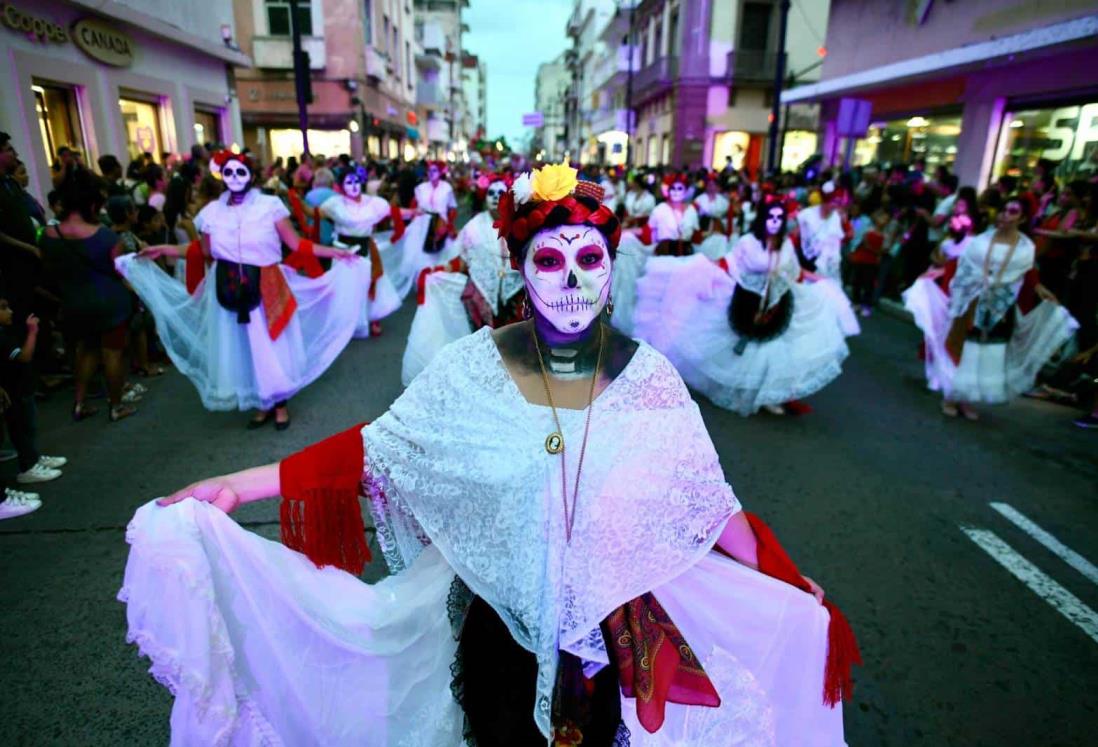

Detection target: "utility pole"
[766, 0, 791, 175]
[288, 0, 311, 155]
[624, 3, 636, 168]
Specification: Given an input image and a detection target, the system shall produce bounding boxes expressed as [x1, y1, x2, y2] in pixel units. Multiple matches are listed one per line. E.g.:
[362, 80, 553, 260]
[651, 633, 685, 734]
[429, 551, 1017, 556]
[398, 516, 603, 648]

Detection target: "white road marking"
[990, 502, 1098, 587]
[961, 526, 1098, 645]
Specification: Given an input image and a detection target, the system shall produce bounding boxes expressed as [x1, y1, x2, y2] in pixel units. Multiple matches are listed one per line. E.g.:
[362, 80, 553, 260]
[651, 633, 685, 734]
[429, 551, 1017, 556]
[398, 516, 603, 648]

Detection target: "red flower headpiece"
[494, 181, 622, 259]
[209, 150, 254, 179]
[426, 160, 448, 176]
[475, 171, 513, 196]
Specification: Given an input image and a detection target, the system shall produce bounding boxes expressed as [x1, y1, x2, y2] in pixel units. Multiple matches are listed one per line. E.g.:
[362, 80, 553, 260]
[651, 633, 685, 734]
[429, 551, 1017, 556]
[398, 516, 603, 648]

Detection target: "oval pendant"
[545, 432, 564, 454]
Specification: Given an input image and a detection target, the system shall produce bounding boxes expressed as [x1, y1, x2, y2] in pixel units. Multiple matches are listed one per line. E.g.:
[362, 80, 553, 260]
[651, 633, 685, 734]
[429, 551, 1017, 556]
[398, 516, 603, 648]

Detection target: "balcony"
[417, 82, 444, 107]
[252, 36, 326, 70]
[632, 56, 678, 104]
[366, 47, 387, 83]
[727, 49, 779, 84]
[416, 22, 446, 56]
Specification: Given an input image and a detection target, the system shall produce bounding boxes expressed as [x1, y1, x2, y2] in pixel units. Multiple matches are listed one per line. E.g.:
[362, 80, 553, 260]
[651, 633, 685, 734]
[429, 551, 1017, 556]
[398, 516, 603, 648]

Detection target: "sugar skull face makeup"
[486, 181, 507, 217]
[222, 160, 252, 194]
[523, 225, 612, 335]
[342, 173, 362, 199]
[669, 182, 687, 203]
[766, 207, 785, 236]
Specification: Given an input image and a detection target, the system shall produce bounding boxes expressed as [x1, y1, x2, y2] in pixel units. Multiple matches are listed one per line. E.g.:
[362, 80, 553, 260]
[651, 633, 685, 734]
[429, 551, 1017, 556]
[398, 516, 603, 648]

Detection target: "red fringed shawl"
[415, 257, 465, 304]
[185, 239, 207, 295]
[745, 512, 861, 706]
[279, 422, 372, 575]
[282, 238, 325, 279]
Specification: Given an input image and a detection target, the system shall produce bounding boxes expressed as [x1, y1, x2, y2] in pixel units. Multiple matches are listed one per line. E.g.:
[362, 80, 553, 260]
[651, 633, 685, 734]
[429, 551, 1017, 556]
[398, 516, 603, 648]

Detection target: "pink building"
[783, 1, 1098, 187]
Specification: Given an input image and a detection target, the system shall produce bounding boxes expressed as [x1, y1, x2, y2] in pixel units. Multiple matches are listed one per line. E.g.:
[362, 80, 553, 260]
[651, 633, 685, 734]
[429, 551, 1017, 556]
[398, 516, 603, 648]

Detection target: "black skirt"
[728, 284, 794, 355]
[215, 261, 261, 324]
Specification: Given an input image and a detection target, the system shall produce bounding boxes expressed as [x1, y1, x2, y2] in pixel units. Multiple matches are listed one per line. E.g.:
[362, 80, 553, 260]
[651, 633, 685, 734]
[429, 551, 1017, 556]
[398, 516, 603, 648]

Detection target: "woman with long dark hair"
[634, 197, 850, 415]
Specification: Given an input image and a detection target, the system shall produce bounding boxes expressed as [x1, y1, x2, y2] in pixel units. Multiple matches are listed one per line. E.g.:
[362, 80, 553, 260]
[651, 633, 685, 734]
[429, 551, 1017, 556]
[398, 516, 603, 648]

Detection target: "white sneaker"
[762, 404, 786, 416]
[0, 489, 41, 520]
[16, 462, 62, 484]
[39, 455, 67, 469]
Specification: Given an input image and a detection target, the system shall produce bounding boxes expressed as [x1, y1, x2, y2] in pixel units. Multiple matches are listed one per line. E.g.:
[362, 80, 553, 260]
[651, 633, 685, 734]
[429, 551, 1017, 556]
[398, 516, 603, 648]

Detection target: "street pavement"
[1, 295, 1095, 746]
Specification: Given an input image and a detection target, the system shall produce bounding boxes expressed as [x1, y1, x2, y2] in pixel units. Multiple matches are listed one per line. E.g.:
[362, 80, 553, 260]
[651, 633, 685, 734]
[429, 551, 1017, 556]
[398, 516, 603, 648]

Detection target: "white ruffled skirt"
[116, 254, 372, 411]
[610, 233, 654, 337]
[376, 216, 460, 302]
[120, 499, 844, 746]
[813, 278, 861, 337]
[633, 256, 850, 415]
[401, 272, 473, 386]
[904, 277, 1079, 403]
[696, 233, 733, 261]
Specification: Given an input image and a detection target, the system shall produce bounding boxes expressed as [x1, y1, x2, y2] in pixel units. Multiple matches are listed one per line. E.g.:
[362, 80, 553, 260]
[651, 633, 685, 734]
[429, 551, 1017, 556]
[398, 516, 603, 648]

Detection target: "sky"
[463, 0, 573, 148]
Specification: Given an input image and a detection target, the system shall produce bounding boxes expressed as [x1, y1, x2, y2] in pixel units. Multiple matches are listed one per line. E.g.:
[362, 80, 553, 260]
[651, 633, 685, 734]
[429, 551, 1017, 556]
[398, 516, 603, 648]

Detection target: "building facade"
[534, 53, 569, 161]
[1, 0, 247, 199]
[783, 1, 1098, 187]
[563, 0, 616, 163]
[413, 0, 468, 160]
[232, 0, 418, 164]
[460, 52, 486, 142]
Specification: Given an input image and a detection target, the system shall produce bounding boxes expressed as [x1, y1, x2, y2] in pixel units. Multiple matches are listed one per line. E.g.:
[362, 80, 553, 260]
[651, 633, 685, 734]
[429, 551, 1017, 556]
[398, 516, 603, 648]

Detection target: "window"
[32, 83, 86, 167]
[363, 0, 372, 44]
[739, 2, 771, 51]
[406, 40, 412, 82]
[193, 107, 221, 148]
[993, 103, 1098, 184]
[266, 0, 312, 36]
[119, 96, 164, 163]
[662, 134, 671, 165]
[383, 15, 390, 55]
[392, 24, 399, 70]
[668, 8, 679, 57]
[654, 18, 663, 59]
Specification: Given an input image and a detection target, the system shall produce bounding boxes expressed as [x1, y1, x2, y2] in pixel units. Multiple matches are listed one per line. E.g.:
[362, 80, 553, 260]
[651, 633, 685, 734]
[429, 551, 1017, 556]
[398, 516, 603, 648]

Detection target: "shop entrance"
[193, 107, 221, 149]
[119, 96, 164, 163]
[32, 82, 86, 168]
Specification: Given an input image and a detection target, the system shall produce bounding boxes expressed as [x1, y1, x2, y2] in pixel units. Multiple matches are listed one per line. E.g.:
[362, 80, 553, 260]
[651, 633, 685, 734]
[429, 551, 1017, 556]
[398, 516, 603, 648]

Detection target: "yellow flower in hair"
[531, 161, 578, 202]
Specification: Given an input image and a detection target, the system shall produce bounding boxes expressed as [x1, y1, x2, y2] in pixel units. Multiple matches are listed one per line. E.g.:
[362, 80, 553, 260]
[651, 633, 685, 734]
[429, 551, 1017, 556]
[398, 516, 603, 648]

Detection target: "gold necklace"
[532, 324, 604, 543]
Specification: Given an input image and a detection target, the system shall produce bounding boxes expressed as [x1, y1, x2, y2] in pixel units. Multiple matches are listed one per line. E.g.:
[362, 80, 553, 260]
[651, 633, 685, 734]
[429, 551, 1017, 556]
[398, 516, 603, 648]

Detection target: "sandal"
[72, 403, 99, 421]
[958, 404, 980, 422]
[941, 401, 959, 418]
[274, 406, 291, 432]
[109, 404, 137, 422]
[247, 411, 273, 430]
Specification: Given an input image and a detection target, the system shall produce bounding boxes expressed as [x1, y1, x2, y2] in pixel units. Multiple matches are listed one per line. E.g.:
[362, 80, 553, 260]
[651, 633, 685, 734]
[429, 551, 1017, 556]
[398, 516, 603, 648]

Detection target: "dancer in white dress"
[622, 175, 657, 229]
[320, 164, 403, 337]
[903, 197, 1077, 419]
[634, 200, 850, 416]
[121, 151, 368, 429]
[120, 164, 858, 746]
[694, 174, 733, 260]
[402, 174, 525, 384]
[648, 174, 700, 256]
[795, 182, 860, 336]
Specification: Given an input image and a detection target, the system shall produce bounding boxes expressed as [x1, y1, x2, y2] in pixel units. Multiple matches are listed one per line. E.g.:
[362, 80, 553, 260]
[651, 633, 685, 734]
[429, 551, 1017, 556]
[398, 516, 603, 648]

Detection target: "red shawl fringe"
[745, 512, 861, 706]
[283, 238, 325, 279]
[279, 422, 371, 575]
[185, 239, 206, 294]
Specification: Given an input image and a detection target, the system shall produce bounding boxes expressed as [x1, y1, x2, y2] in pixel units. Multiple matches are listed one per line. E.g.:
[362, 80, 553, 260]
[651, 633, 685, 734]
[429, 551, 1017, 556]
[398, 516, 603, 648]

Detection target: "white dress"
[796, 206, 860, 336]
[321, 194, 402, 323]
[903, 230, 1078, 403]
[120, 329, 845, 745]
[648, 202, 700, 244]
[116, 190, 372, 411]
[694, 194, 733, 261]
[382, 183, 460, 300]
[401, 211, 521, 385]
[609, 231, 655, 338]
[632, 237, 850, 415]
[624, 190, 656, 223]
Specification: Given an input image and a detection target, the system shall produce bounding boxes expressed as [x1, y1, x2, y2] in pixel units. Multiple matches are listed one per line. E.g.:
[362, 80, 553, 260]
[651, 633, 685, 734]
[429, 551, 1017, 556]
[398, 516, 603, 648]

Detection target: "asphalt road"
[1, 296, 1095, 746]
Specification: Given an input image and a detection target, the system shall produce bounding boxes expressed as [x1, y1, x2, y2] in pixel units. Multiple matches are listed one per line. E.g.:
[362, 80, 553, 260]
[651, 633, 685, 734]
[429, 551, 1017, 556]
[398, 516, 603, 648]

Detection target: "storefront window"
[193, 108, 221, 148]
[269, 128, 350, 162]
[387, 137, 399, 160]
[851, 114, 961, 169]
[779, 130, 818, 173]
[992, 103, 1098, 183]
[367, 134, 381, 158]
[119, 97, 164, 163]
[32, 83, 85, 168]
[712, 130, 751, 170]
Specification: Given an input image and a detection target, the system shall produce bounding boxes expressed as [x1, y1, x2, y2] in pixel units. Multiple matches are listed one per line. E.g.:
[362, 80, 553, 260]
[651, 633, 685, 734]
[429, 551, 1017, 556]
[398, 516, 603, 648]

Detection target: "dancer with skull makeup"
[647, 173, 701, 256]
[794, 181, 861, 336]
[401, 173, 525, 384]
[634, 198, 851, 416]
[319, 164, 403, 337]
[902, 196, 1076, 420]
[119, 162, 857, 746]
[117, 151, 369, 429]
[693, 174, 734, 260]
[384, 160, 461, 300]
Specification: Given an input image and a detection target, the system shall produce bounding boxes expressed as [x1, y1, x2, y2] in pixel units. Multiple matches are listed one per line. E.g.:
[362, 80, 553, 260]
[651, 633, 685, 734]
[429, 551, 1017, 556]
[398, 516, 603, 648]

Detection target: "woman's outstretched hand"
[157, 478, 241, 514]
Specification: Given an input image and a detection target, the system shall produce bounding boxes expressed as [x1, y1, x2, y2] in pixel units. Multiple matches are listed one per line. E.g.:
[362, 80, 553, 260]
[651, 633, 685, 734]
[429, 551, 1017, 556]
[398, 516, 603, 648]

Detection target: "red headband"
[495, 192, 621, 251]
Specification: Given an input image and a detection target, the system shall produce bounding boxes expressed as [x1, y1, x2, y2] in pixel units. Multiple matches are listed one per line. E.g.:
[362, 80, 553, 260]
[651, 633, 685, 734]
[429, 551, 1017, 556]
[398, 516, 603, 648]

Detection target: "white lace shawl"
[728, 234, 799, 310]
[948, 230, 1035, 326]
[362, 327, 740, 737]
[458, 212, 523, 315]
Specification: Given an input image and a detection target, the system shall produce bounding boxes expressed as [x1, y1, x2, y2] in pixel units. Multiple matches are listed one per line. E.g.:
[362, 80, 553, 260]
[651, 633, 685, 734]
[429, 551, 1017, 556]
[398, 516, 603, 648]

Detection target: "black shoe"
[246, 412, 272, 430]
[274, 407, 290, 431]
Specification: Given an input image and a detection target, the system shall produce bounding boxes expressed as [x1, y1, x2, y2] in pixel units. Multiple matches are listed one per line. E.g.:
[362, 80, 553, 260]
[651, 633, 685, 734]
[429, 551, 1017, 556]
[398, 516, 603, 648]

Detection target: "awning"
[781, 14, 1098, 105]
[405, 127, 420, 141]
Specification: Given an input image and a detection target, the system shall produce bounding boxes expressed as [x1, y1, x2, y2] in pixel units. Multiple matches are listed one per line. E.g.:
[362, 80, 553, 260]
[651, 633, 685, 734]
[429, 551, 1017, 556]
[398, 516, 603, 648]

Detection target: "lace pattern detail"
[362, 328, 739, 737]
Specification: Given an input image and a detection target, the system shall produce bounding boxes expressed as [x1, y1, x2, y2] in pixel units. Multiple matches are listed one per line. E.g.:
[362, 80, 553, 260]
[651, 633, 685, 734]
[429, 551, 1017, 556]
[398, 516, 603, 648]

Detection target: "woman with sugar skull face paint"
[645, 174, 701, 257]
[401, 173, 526, 384]
[120, 162, 856, 746]
[319, 164, 404, 337]
[117, 151, 370, 428]
[634, 198, 851, 415]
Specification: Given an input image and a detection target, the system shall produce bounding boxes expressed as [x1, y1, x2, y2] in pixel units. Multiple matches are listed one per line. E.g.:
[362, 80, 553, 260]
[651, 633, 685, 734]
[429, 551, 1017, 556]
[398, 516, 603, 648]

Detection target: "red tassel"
[279, 423, 371, 575]
[390, 204, 406, 242]
[185, 239, 206, 295]
[640, 223, 653, 246]
[284, 238, 324, 278]
[716, 257, 730, 274]
[744, 512, 861, 706]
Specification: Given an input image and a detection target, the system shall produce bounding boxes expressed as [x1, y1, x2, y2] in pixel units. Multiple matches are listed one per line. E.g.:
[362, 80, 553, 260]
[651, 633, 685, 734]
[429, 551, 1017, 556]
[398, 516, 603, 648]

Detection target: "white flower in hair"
[512, 172, 534, 206]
